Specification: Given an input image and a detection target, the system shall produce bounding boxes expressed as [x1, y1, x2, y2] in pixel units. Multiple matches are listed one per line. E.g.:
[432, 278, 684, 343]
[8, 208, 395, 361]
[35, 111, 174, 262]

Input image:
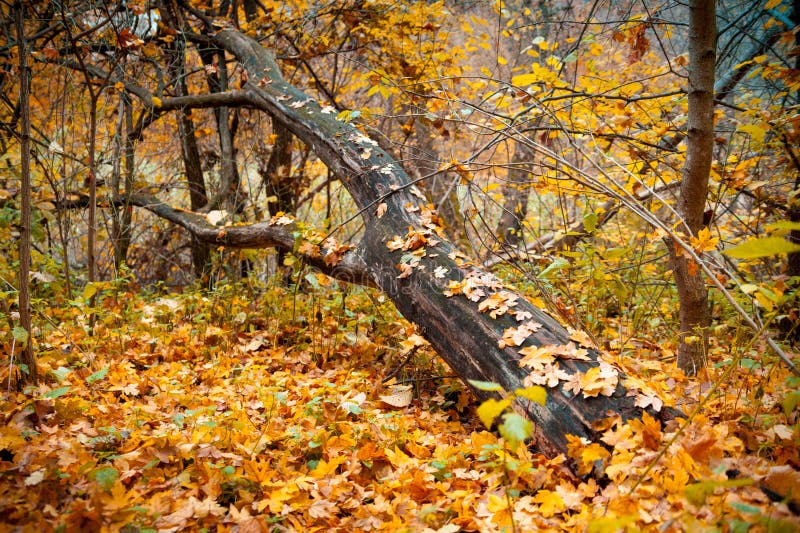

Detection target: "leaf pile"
[1, 282, 799, 532]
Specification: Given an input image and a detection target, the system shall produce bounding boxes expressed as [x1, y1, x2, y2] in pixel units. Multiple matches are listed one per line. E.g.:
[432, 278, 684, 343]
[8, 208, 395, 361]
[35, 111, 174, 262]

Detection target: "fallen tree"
[100, 28, 674, 458]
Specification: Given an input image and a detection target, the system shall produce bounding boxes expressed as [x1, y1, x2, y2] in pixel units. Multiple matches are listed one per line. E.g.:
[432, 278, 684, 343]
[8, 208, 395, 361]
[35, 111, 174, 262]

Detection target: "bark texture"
[16, 0, 36, 383]
[672, 0, 716, 375]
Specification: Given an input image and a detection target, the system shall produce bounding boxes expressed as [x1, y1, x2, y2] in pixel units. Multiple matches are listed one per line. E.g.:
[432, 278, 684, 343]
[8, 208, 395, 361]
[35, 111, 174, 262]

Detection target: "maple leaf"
[579, 364, 619, 398]
[386, 235, 405, 250]
[434, 266, 449, 278]
[518, 345, 555, 370]
[634, 392, 663, 412]
[690, 227, 718, 253]
[499, 320, 542, 349]
[477, 290, 519, 318]
[533, 489, 565, 518]
[524, 363, 571, 388]
[308, 496, 338, 518]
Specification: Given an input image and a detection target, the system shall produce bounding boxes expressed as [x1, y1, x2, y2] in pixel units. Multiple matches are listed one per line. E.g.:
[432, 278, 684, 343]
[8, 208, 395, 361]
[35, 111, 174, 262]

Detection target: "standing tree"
[14, 0, 36, 384]
[671, 0, 717, 374]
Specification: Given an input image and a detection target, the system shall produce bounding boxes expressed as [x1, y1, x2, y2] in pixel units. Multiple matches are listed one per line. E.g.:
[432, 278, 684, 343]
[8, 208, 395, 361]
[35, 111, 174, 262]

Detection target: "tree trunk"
[786, 0, 800, 280]
[205, 29, 677, 457]
[160, 1, 211, 278]
[494, 142, 534, 248]
[16, 0, 36, 384]
[261, 121, 294, 272]
[671, 0, 716, 375]
[407, 104, 466, 245]
[112, 94, 135, 270]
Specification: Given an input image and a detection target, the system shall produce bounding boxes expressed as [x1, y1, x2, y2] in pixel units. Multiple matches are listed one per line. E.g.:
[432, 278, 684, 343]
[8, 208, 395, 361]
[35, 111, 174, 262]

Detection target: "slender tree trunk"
[199, 47, 240, 212]
[671, 0, 716, 375]
[15, 0, 36, 384]
[118, 95, 135, 267]
[160, 1, 211, 278]
[264, 122, 294, 217]
[87, 94, 98, 313]
[786, 0, 800, 280]
[262, 121, 294, 270]
[407, 104, 466, 245]
[495, 142, 534, 248]
[111, 96, 123, 269]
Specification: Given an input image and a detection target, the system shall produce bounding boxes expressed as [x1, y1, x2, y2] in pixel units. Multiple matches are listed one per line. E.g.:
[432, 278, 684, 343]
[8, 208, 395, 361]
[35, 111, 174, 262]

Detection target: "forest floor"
[1, 277, 799, 532]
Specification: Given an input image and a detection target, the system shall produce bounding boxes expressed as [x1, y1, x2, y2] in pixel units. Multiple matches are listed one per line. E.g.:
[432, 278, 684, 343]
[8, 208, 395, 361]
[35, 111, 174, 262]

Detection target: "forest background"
[1, 0, 800, 531]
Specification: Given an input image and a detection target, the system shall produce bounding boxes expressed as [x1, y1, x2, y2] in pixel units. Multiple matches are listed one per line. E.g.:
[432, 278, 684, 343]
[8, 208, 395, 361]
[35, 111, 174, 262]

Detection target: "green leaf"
[783, 390, 800, 417]
[685, 481, 714, 506]
[515, 386, 547, 405]
[83, 282, 99, 300]
[86, 367, 108, 384]
[476, 398, 511, 428]
[12, 326, 29, 346]
[52, 366, 71, 383]
[730, 502, 761, 514]
[728, 520, 751, 533]
[92, 466, 119, 492]
[499, 412, 533, 448]
[539, 257, 569, 279]
[43, 386, 71, 399]
[583, 211, 598, 233]
[468, 379, 504, 392]
[723, 236, 800, 259]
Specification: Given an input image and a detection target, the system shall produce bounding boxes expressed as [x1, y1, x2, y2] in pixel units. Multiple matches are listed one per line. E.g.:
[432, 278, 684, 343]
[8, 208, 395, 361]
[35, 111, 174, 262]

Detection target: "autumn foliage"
[2, 0, 800, 531]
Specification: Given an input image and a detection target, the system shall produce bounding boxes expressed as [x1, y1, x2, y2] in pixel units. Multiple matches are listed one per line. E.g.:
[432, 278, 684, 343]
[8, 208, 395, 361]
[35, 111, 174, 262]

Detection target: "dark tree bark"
[405, 103, 466, 245]
[167, 19, 212, 277]
[494, 142, 535, 248]
[15, 0, 36, 384]
[263, 122, 295, 218]
[786, 0, 800, 281]
[671, 0, 716, 375]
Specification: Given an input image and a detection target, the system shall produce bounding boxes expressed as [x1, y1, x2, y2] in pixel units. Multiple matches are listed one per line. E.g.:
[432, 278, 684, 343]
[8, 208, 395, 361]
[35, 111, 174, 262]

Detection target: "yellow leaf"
[515, 385, 546, 405]
[737, 123, 766, 143]
[151, 96, 162, 108]
[533, 489, 565, 518]
[497, 55, 507, 65]
[310, 456, 347, 478]
[511, 73, 538, 86]
[690, 227, 719, 253]
[476, 398, 511, 428]
[582, 442, 610, 463]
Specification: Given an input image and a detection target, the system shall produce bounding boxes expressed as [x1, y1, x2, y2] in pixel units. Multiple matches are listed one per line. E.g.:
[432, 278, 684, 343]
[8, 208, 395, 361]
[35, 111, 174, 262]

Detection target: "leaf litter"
[0, 282, 798, 532]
